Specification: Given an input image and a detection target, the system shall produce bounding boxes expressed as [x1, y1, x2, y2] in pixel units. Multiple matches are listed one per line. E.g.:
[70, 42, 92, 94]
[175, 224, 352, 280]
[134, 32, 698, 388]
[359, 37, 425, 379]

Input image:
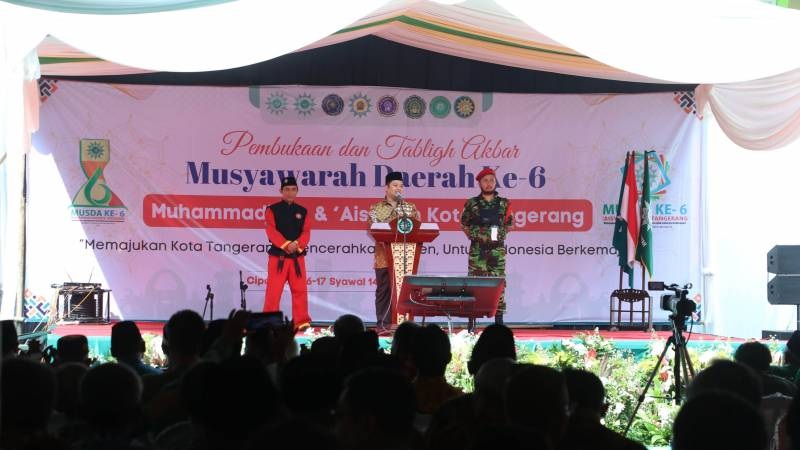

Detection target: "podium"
[398, 275, 504, 330]
[369, 218, 439, 325]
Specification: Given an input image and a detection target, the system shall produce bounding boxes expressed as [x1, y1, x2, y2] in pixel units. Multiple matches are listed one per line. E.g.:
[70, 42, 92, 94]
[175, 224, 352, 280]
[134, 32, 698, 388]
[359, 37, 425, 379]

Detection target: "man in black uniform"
[262, 176, 311, 329]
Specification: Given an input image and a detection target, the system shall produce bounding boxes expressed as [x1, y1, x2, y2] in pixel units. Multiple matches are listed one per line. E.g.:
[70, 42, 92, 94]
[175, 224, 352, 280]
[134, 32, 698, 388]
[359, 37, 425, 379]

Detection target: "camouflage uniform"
[460, 193, 513, 312]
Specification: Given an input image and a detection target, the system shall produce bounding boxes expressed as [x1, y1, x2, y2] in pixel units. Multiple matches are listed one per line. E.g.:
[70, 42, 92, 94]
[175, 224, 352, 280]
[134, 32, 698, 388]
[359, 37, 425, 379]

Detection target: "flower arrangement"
[441, 328, 738, 446]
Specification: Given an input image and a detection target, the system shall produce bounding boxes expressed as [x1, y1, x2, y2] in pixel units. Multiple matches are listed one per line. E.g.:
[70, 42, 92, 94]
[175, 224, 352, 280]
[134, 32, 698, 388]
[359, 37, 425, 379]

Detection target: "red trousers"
[262, 255, 311, 326]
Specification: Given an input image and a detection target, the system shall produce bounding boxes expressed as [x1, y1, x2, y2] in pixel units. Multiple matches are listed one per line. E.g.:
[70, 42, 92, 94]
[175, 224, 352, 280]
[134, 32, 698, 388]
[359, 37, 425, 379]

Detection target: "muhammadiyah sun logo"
[70, 139, 126, 222]
[632, 151, 671, 201]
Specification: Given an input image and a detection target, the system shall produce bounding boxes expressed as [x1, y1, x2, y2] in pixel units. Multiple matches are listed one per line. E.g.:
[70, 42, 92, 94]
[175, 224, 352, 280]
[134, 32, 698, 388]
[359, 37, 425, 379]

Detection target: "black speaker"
[768, 245, 800, 274]
[768, 275, 800, 305]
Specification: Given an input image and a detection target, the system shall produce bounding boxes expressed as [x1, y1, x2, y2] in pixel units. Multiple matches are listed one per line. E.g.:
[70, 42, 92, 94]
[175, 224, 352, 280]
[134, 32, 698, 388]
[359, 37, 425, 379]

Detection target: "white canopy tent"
[3, 0, 800, 336]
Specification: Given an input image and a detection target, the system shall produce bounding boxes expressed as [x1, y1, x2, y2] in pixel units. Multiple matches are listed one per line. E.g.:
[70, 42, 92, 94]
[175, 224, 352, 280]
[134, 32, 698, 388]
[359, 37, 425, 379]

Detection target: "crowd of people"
[2, 312, 800, 450]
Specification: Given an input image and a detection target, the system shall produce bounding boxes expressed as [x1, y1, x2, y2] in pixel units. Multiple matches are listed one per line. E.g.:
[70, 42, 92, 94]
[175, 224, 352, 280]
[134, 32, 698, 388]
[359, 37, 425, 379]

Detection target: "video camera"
[648, 281, 696, 318]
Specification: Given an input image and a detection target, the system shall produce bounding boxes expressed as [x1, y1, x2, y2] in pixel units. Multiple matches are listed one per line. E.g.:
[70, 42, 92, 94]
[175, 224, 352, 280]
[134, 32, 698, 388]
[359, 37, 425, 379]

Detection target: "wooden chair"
[609, 288, 652, 331]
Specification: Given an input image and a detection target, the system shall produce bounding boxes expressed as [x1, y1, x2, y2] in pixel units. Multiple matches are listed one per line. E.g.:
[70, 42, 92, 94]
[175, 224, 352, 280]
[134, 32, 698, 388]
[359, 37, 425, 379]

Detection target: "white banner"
[27, 82, 703, 323]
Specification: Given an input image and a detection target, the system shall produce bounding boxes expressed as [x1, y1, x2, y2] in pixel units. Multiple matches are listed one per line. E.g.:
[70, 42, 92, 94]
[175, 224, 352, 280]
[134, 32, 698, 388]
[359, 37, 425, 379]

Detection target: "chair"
[609, 288, 652, 331]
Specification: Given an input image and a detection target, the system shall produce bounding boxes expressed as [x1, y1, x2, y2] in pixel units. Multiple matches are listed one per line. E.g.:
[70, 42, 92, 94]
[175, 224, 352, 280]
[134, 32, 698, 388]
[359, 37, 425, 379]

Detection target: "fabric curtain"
[2, 0, 233, 15]
[697, 69, 800, 150]
[497, 0, 800, 84]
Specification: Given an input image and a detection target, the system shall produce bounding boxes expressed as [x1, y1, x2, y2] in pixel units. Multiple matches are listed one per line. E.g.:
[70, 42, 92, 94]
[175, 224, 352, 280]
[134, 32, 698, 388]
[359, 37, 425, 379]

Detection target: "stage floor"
[45, 321, 749, 361]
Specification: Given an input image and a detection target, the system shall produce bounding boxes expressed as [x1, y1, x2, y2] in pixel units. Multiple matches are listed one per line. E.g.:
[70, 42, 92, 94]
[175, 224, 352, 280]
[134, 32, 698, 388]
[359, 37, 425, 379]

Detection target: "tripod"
[624, 314, 696, 436]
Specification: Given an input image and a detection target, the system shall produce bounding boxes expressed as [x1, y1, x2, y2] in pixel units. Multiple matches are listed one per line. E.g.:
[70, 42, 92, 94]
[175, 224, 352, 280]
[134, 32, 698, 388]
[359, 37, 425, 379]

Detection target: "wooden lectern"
[369, 218, 439, 325]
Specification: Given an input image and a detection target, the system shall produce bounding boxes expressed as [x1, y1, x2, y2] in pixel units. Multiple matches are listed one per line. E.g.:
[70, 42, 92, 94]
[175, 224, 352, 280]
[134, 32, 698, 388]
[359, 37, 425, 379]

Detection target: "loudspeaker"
[768, 245, 800, 274]
[768, 275, 800, 305]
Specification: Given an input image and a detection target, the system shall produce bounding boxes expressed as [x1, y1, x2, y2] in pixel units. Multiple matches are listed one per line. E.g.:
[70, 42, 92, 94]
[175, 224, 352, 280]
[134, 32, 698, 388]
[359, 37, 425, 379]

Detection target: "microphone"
[396, 192, 403, 203]
[205, 284, 214, 301]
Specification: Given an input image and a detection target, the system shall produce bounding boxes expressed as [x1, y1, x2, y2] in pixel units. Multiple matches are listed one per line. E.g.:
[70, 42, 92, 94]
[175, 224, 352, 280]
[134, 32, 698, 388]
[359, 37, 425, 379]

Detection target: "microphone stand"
[239, 271, 248, 310]
[202, 284, 215, 320]
[399, 193, 409, 327]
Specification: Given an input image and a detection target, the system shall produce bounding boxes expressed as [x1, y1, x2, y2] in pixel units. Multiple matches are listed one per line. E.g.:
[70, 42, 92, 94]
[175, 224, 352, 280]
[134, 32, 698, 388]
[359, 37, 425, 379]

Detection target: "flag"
[637, 151, 654, 276]
[612, 152, 639, 287]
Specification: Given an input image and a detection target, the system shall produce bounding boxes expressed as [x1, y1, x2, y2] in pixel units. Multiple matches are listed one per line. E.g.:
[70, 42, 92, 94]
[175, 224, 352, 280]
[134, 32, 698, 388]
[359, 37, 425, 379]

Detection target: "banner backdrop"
[27, 82, 703, 323]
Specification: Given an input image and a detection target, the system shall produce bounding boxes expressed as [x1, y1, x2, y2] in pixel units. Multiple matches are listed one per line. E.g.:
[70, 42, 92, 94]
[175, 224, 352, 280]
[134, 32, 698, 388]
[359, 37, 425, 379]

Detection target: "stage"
[42, 321, 751, 362]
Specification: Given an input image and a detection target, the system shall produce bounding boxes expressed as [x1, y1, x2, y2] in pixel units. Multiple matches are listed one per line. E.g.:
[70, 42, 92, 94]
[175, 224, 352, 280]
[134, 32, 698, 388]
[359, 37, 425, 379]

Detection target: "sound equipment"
[55, 282, 110, 323]
[768, 245, 800, 275]
[767, 245, 800, 332]
[397, 275, 504, 332]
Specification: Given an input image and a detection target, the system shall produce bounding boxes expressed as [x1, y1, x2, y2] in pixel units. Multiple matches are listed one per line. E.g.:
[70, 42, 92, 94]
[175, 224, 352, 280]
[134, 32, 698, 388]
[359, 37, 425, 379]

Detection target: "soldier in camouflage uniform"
[460, 168, 513, 327]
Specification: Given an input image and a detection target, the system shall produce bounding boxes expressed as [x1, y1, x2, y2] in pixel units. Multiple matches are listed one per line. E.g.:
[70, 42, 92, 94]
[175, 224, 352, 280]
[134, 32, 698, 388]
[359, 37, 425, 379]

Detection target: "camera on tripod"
[649, 281, 696, 318]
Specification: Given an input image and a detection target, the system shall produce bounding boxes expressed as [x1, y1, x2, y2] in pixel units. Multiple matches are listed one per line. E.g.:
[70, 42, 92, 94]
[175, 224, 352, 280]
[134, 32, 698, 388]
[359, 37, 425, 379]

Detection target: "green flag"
[636, 151, 654, 276]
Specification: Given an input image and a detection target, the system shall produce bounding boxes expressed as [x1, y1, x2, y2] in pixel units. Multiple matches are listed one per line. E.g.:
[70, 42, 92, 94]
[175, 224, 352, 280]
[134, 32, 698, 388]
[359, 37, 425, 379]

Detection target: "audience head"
[180, 361, 219, 427]
[474, 357, 516, 397]
[337, 368, 416, 449]
[245, 326, 276, 364]
[81, 362, 142, 430]
[786, 330, 800, 365]
[163, 309, 205, 362]
[280, 352, 341, 424]
[55, 362, 89, 416]
[110, 320, 146, 360]
[2, 319, 18, 357]
[734, 341, 773, 373]
[201, 319, 228, 356]
[204, 356, 279, 441]
[1, 358, 56, 433]
[310, 335, 342, 359]
[390, 321, 419, 380]
[339, 330, 383, 375]
[505, 364, 569, 447]
[688, 359, 762, 406]
[672, 391, 767, 450]
[563, 368, 607, 418]
[390, 321, 420, 357]
[468, 324, 516, 375]
[247, 418, 340, 450]
[333, 314, 365, 341]
[56, 334, 90, 366]
[471, 425, 550, 450]
[412, 324, 451, 378]
[785, 392, 800, 450]
[473, 357, 516, 427]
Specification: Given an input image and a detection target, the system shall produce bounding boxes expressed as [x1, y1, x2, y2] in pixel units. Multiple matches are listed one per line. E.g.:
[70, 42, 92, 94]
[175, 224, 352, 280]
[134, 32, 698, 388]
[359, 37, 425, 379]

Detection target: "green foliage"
[196, 324, 742, 446]
[440, 328, 738, 446]
[142, 333, 166, 367]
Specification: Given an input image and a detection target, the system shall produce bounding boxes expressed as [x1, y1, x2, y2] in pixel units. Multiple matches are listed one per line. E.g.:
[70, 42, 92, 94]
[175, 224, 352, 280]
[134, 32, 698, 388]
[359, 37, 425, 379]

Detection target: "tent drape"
[698, 69, 800, 150]
[3, 0, 233, 15]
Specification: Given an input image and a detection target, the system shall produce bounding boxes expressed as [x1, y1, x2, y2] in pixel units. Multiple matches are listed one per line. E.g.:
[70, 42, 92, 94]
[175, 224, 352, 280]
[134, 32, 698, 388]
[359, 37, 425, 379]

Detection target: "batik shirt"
[368, 198, 419, 269]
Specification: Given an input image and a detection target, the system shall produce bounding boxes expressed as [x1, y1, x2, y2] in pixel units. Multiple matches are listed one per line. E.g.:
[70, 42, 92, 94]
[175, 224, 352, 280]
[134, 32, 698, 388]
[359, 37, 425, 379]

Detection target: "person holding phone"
[263, 176, 311, 330]
[460, 168, 513, 326]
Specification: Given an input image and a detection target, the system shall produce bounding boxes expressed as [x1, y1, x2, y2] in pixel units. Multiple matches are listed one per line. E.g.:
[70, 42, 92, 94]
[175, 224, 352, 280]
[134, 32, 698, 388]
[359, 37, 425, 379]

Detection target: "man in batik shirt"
[368, 171, 419, 334]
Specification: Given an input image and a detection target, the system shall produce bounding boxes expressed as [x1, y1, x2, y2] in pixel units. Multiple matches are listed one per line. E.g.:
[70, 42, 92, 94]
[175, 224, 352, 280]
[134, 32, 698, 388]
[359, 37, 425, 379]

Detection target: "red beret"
[475, 167, 496, 182]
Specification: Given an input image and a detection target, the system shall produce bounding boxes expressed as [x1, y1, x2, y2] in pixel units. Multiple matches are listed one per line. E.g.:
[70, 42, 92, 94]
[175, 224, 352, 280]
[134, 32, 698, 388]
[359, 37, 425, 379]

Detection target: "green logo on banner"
[70, 139, 126, 223]
[430, 96, 451, 118]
